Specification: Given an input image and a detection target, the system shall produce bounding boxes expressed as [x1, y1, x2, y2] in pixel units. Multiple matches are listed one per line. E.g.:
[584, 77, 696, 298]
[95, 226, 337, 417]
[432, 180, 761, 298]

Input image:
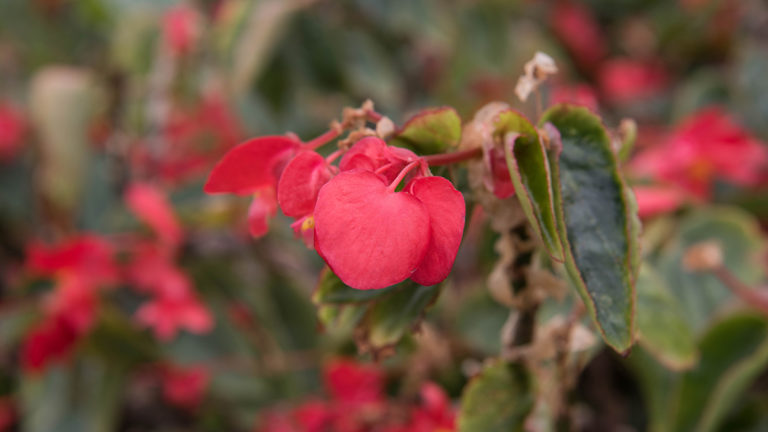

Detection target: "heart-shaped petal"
[277, 151, 332, 217]
[204, 136, 298, 195]
[408, 176, 466, 286]
[314, 171, 430, 290]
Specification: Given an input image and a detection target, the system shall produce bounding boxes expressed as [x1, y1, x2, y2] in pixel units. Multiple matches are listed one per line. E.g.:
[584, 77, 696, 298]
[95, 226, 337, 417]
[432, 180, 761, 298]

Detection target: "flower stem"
[423, 147, 482, 166]
[387, 161, 421, 192]
[304, 128, 341, 151]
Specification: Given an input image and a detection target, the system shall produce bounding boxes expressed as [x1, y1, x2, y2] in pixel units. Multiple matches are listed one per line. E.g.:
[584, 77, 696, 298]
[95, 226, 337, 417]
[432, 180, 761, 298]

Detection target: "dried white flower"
[515, 51, 558, 102]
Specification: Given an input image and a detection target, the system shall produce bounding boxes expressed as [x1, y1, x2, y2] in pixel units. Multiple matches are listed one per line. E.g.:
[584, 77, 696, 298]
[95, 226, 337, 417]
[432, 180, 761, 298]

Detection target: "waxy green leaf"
[313, 268, 442, 354]
[388, 106, 462, 154]
[495, 109, 564, 262]
[659, 207, 765, 333]
[630, 313, 768, 432]
[636, 266, 698, 370]
[458, 361, 535, 432]
[540, 104, 639, 353]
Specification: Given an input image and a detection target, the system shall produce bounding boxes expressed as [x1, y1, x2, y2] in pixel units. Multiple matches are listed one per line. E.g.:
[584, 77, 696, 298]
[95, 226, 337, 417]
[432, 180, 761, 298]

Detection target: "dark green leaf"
[458, 361, 535, 432]
[636, 265, 698, 370]
[495, 108, 564, 261]
[313, 267, 397, 304]
[631, 313, 768, 432]
[388, 106, 462, 154]
[364, 282, 442, 350]
[540, 104, 639, 353]
[659, 207, 765, 333]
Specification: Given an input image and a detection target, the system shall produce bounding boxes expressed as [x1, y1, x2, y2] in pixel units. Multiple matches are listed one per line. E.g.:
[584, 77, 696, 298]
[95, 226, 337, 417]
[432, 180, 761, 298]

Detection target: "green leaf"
[388, 106, 462, 154]
[364, 282, 442, 350]
[540, 104, 639, 353]
[495, 109, 564, 262]
[313, 267, 397, 304]
[636, 265, 698, 370]
[659, 207, 765, 333]
[631, 313, 768, 432]
[458, 361, 535, 432]
[313, 268, 442, 354]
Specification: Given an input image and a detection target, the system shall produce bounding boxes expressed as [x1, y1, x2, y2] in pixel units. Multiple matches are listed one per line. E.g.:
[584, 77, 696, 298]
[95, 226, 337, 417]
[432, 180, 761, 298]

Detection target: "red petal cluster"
[631, 106, 768, 204]
[0, 104, 25, 162]
[22, 235, 119, 372]
[256, 359, 456, 432]
[205, 135, 466, 290]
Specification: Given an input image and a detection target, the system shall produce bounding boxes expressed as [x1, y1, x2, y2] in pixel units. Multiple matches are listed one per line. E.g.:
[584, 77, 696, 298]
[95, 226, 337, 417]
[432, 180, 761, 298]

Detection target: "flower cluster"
[20, 183, 212, 372]
[631, 107, 768, 217]
[256, 359, 455, 432]
[205, 134, 466, 290]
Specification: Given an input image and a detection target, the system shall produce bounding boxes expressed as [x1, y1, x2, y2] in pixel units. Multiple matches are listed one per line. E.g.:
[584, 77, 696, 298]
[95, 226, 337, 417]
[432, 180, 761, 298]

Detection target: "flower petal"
[408, 176, 465, 285]
[204, 136, 298, 195]
[247, 188, 278, 238]
[125, 182, 183, 246]
[314, 171, 430, 290]
[277, 151, 332, 217]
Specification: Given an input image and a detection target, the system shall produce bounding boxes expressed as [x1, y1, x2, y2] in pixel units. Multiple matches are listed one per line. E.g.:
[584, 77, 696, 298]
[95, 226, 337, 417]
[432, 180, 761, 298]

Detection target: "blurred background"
[1, 0, 768, 431]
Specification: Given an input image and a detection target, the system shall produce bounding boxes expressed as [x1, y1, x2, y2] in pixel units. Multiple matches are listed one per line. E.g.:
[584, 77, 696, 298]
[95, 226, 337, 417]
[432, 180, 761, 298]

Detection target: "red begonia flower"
[631, 107, 767, 198]
[324, 358, 384, 405]
[0, 104, 25, 162]
[26, 235, 118, 285]
[21, 315, 79, 373]
[409, 382, 456, 431]
[551, 83, 599, 112]
[407, 176, 465, 286]
[135, 293, 213, 341]
[160, 365, 210, 410]
[125, 182, 183, 246]
[598, 58, 668, 104]
[277, 150, 333, 217]
[551, 1, 606, 70]
[204, 136, 299, 195]
[248, 187, 278, 238]
[162, 4, 200, 56]
[126, 243, 190, 298]
[339, 136, 418, 183]
[314, 170, 430, 290]
[633, 185, 687, 218]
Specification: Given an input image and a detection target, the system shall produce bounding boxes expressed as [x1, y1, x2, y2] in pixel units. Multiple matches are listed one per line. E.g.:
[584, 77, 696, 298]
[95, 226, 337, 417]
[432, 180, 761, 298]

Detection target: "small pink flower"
[135, 292, 213, 341]
[551, 1, 606, 70]
[162, 5, 201, 56]
[160, 365, 210, 410]
[551, 83, 599, 112]
[125, 182, 183, 247]
[633, 185, 687, 218]
[598, 58, 668, 104]
[324, 358, 384, 405]
[631, 107, 767, 198]
[0, 104, 25, 162]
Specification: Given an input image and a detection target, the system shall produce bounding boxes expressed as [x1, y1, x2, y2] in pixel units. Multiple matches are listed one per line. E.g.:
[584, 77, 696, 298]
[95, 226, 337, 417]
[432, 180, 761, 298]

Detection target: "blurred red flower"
[0, 104, 25, 162]
[160, 365, 210, 410]
[631, 107, 768, 200]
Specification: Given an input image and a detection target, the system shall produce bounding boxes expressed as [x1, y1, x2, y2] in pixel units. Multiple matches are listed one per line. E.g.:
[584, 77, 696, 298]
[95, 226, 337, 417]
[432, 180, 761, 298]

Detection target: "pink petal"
[314, 171, 430, 290]
[633, 185, 686, 218]
[408, 176, 465, 286]
[277, 151, 332, 217]
[204, 136, 298, 195]
[125, 182, 183, 246]
[248, 188, 278, 238]
[339, 137, 389, 172]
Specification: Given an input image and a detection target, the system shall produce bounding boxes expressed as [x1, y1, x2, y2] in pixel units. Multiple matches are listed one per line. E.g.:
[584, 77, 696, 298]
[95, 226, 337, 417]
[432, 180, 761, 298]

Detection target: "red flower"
[160, 365, 210, 410]
[598, 58, 668, 104]
[135, 291, 213, 341]
[0, 397, 15, 432]
[125, 182, 183, 247]
[324, 358, 385, 405]
[27, 235, 119, 285]
[21, 314, 79, 372]
[551, 83, 599, 112]
[205, 135, 301, 238]
[633, 185, 687, 218]
[551, 1, 606, 70]
[0, 104, 25, 162]
[631, 107, 768, 199]
[162, 4, 201, 56]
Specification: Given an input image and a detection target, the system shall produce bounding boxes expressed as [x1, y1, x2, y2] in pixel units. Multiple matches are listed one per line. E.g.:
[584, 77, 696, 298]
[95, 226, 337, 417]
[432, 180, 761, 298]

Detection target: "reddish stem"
[304, 128, 341, 150]
[387, 161, 421, 192]
[325, 148, 345, 164]
[366, 110, 383, 122]
[714, 267, 768, 315]
[423, 147, 483, 166]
